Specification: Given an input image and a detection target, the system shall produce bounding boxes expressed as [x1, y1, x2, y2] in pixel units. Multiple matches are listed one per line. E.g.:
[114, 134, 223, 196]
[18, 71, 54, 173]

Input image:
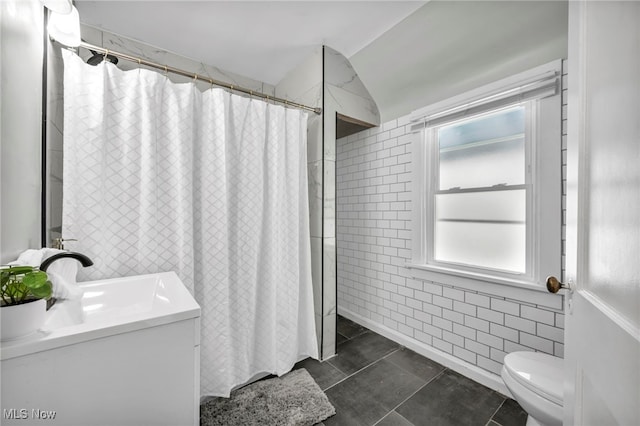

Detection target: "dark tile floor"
[294, 315, 528, 426]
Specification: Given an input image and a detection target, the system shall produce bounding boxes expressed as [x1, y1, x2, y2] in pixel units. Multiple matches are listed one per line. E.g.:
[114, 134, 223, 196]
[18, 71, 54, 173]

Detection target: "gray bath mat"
[200, 368, 336, 426]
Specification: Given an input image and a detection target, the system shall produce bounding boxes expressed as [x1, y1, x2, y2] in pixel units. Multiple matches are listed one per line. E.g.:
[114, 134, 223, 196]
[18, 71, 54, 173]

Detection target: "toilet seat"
[503, 351, 563, 405]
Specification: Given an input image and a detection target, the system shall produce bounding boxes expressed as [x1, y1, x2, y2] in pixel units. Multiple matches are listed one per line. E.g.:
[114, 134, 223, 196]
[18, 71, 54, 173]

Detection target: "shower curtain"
[61, 50, 318, 397]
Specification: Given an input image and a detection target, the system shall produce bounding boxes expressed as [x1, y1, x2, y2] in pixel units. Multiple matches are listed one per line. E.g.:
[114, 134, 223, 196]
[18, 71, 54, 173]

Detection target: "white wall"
[336, 61, 568, 392]
[0, 0, 44, 264]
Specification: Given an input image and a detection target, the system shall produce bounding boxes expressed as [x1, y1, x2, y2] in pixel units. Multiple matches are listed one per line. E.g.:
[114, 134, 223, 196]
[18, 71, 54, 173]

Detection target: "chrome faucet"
[40, 252, 94, 272]
[52, 237, 78, 250]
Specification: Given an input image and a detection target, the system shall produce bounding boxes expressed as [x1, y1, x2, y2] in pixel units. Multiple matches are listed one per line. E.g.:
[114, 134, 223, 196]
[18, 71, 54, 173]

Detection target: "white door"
[564, 2, 640, 425]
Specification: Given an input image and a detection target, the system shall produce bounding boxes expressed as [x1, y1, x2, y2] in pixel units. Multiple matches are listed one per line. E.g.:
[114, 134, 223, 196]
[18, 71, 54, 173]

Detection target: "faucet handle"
[52, 238, 78, 250]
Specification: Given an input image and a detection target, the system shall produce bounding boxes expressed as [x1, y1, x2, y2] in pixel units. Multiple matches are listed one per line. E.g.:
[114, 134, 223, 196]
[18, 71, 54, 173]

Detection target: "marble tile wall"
[275, 46, 380, 360]
[78, 25, 275, 95]
[275, 47, 326, 356]
[322, 46, 380, 359]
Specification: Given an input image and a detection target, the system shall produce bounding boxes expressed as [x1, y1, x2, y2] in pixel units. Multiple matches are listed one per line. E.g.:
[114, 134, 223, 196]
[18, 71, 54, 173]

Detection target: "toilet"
[501, 351, 564, 426]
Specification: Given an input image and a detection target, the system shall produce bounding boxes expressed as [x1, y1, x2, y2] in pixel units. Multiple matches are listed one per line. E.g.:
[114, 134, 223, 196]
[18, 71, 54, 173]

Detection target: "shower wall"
[322, 47, 380, 358]
[47, 30, 381, 362]
[336, 61, 568, 388]
[276, 46, 380, 359]
[45, 24, 275, 248]
[274, 46, 325, 355]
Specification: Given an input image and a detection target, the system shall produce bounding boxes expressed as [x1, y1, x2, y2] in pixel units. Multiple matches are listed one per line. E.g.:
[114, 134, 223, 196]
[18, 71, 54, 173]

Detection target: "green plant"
[0, 265, 52, 307]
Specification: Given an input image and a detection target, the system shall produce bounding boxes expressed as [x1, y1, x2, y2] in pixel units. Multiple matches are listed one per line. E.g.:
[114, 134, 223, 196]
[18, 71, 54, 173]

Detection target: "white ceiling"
[75, 1, 425, 86]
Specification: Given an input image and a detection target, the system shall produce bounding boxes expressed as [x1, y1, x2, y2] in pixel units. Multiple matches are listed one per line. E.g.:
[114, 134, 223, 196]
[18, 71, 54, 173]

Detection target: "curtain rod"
[76, 42, 322, 115]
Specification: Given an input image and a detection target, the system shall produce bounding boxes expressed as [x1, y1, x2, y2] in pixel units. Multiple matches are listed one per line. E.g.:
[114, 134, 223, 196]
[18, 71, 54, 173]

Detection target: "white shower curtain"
[61, 50, 318, 396]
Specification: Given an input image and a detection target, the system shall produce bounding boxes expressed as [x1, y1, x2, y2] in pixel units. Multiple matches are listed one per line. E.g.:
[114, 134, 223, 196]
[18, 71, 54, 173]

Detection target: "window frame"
[409, 61, 562, 292]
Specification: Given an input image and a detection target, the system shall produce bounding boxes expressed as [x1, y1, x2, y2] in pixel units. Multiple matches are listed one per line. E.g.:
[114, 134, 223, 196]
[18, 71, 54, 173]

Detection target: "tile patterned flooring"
[295, 315, 528, 426]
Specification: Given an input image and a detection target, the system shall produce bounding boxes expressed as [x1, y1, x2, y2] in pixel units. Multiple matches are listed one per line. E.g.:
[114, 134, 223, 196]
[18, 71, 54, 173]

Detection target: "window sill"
[406, 263, 562, 310]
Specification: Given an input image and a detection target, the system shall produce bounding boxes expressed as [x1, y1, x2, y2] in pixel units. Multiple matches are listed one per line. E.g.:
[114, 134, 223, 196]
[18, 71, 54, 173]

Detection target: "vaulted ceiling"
[75, 1, 425, 85]
[76, 1, 568, 121]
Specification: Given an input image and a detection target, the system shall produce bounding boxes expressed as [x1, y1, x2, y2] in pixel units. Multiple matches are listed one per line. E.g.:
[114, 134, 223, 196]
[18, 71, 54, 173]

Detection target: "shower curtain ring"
[163, 65, 168, 77]
[104, 49, 109, 62]
[193, 73, 198, 82]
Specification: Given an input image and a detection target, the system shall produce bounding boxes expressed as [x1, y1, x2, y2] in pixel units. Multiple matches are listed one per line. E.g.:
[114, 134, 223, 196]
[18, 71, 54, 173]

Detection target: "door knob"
[546, 276, 571, 293]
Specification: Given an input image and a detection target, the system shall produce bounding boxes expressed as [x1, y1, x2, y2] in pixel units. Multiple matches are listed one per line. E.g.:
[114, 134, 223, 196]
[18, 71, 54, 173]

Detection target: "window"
[432, 105, 528, 273]
[410, 61, 562, 289]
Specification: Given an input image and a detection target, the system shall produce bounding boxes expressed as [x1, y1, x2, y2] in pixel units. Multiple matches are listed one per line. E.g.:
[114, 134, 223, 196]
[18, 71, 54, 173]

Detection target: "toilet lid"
[504, 351, 563, 406]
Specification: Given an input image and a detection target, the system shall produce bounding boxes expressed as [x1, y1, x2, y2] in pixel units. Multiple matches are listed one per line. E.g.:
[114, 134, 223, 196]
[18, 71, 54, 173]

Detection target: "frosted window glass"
[438, 106, 525, 190]
[435, 190, 526, 222]
[434, 189, 526, 273]
[434, 222, 526, 273]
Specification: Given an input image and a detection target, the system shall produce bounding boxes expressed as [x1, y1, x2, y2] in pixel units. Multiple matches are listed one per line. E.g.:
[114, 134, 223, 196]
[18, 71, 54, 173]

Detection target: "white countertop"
[1, 271, 200, 360]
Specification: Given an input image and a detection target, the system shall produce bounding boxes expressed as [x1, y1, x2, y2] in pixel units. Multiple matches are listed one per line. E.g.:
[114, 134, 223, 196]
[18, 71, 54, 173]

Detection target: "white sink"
[1, 271, 201, 425]
[1, 271, 200, 360]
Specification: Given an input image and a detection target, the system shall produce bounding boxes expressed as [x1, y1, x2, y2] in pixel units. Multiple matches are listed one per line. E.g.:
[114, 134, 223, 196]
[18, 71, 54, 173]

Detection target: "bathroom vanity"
[0, 272, 201, 426]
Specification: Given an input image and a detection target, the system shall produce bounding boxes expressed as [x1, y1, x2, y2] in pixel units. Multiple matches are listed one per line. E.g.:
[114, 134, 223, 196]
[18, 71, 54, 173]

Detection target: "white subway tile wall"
[336, 60, 568, 376]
